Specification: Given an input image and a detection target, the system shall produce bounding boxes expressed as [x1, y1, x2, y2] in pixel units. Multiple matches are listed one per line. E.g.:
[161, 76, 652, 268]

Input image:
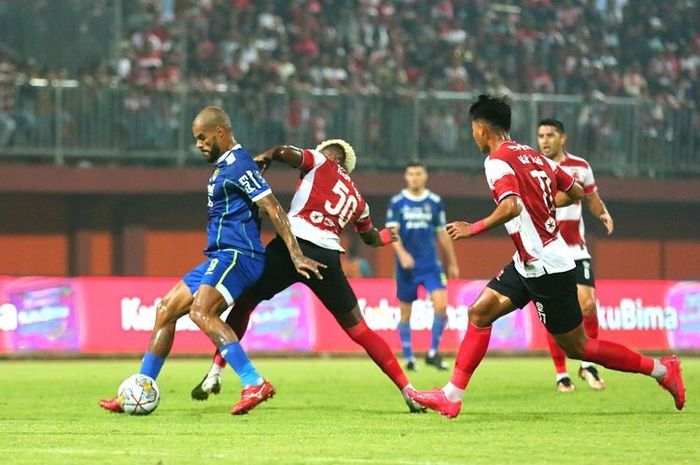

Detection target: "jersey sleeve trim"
[485, 158, 522, 203]
[496, 190, 521, 203]
[554, 165, 576, 192]
[583, 183, 598, 195]
[300, 149, 326, 172]
[250, 189, 273, 203]
[492, 174, 521, 202]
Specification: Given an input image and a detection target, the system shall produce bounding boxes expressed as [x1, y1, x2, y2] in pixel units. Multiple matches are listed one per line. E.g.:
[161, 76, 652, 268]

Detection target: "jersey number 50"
[325, 181, 358, 228]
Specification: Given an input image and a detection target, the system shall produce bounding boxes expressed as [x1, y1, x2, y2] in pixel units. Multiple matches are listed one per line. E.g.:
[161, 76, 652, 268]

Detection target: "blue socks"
[220, 341, 263, 387]
[430, 314, 448, 355]
[139, 352, 165, 379]
[398, 322, 414, 361]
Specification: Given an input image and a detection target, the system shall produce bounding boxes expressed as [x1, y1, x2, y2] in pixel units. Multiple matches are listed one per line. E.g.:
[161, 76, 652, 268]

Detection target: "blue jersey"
[386, 189, 446, 273]
[205, 144, 271, 258]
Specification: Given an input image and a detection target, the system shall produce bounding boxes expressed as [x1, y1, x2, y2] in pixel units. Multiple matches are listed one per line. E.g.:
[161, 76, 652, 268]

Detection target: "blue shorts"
[182, 250, 264, 305]
[395, 265, 447, 302]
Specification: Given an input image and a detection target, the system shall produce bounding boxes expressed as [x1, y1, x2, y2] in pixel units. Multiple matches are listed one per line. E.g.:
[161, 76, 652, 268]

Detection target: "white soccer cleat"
[579, 366, 606, 390]
[191, 373, 222, 400]
[556, 376, 576, 392]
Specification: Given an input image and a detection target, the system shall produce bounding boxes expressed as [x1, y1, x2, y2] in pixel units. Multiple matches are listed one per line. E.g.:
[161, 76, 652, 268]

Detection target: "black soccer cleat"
[405, 360, 418, 372]
[425, 353, 449, 371]
[556, 376, 575, 392]
[191, 374, 222, 401]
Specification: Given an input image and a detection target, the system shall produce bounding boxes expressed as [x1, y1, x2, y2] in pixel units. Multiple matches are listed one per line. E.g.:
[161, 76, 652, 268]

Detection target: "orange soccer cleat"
[405, 387, 462, 419]
[98, 396, 124, 413]
[657, 355, 686, 411]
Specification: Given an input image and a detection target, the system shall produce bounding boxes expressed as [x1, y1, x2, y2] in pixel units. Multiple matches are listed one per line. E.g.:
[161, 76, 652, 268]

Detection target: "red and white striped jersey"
[485, 141, 576, 278]
[288, 149, 372, 251]
[553, 153, 597, 260]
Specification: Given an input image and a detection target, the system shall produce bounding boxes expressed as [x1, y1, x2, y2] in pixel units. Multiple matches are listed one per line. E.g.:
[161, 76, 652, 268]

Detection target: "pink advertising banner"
[0, 276, 698, 354]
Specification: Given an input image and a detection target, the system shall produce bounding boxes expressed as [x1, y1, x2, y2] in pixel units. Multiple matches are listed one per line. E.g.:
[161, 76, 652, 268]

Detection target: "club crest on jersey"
[310, 211, 325, 224]
[545, 217, 557, 233]
[210, 168, 220, 182]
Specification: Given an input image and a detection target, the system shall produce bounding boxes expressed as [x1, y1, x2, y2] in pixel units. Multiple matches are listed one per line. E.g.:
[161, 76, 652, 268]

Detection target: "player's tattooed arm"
[253, 145, 303, 172]
[255, 194, 326, 279]
[359, 226, 398, 247]
[584, 191, 614, 235]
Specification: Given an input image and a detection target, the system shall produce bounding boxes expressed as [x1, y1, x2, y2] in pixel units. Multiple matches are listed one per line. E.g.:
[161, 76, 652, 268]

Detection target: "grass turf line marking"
[0, 449, 457, 465]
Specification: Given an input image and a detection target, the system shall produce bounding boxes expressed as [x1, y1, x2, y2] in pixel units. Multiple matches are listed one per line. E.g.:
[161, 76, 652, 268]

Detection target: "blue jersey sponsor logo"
[386, 190, 446, 273]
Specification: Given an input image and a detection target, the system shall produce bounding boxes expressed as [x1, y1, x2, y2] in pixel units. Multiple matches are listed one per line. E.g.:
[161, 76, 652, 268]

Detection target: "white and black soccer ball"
[117, 374, 160, 415]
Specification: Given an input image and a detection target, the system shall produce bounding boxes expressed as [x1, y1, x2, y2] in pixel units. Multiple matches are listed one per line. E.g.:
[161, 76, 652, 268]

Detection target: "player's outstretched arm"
[446, 195, 522, 241]
[255, 194, 326, 279]
[253, 145, 303, 171]
[359, 226, 398, 248]
[554, 181, 585, 207]
[585, 191, 614, 235]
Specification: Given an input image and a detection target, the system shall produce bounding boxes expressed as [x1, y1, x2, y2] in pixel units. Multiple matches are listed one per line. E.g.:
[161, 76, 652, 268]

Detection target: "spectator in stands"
[0, 0, 695, 108]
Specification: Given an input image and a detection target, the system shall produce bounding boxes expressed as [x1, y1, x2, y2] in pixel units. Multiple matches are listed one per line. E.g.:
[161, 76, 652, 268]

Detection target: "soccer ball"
[117, 374, 160, 415]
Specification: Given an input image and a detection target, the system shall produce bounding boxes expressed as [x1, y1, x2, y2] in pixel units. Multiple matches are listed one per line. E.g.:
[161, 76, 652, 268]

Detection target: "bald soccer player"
[99, 106, 324, 415]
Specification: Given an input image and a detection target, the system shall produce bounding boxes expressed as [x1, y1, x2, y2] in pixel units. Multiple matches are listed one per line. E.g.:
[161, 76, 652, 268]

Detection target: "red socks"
[345, 320, 409, 390]
[451, 323, 492, 389]
[546, 331, 568, 374]
[583, 314, 599, 339]
[582, 338, 654, 375]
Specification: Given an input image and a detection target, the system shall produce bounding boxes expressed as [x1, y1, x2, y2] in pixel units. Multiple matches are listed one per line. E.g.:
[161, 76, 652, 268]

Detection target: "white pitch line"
[0, 449, 458, 465]
[306, 457, 457, 465]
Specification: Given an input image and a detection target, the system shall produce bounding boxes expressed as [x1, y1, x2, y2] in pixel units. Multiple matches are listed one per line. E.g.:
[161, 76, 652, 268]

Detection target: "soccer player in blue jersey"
[99, 106, 324, 415]
[386, 162, 459, 371]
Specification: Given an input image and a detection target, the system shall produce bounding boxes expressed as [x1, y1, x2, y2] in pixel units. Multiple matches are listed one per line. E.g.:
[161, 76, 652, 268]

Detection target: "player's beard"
[207, 141, 221, 163]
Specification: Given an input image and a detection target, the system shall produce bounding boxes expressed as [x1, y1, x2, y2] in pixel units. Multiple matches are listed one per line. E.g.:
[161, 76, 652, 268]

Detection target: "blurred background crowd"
[0, 0, 697, 175]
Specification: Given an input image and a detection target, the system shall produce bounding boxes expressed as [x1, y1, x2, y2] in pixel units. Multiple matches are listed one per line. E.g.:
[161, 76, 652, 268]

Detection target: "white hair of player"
[315, 139, 357, 173]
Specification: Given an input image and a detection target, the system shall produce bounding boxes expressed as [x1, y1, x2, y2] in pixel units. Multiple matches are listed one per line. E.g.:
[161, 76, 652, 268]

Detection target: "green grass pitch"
[0, 357, 697, 465]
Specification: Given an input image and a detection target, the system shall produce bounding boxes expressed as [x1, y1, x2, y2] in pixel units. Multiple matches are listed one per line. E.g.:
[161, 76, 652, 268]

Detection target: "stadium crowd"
[118, 0, 697, 104]
[0, 0, 697, 162]
[0, 1, 696, 102]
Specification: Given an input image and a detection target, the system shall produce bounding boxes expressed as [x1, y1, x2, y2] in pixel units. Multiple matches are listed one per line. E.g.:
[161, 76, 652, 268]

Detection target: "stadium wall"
[0, 165, 699, 279]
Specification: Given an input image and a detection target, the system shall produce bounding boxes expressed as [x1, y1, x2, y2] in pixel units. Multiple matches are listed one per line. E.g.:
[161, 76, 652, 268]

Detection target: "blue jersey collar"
[215, 144, 242, 165]
[401, 189, 431, 202]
